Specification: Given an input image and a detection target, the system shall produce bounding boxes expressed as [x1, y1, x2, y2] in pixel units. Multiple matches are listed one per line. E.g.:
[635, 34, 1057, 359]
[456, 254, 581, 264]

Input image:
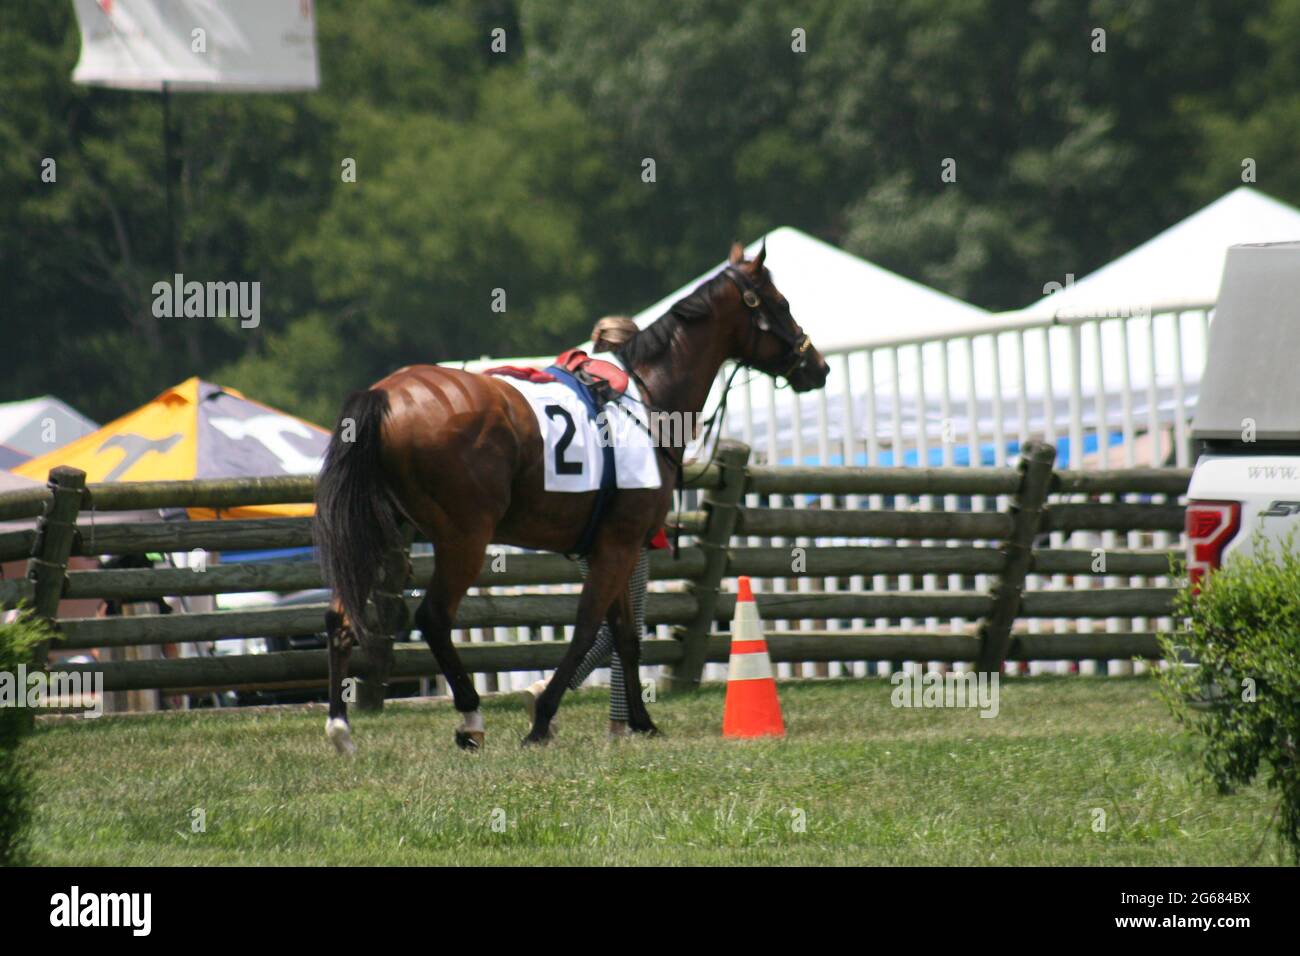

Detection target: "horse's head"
[718, 242, 829, 392]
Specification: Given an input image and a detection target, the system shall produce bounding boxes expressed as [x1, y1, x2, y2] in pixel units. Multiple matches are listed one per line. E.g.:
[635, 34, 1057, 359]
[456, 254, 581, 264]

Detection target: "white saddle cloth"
[497, 370, 662, 493]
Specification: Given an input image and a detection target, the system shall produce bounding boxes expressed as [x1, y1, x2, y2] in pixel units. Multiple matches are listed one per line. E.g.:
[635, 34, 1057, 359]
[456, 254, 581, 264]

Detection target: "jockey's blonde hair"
[590, 315, 638, 353]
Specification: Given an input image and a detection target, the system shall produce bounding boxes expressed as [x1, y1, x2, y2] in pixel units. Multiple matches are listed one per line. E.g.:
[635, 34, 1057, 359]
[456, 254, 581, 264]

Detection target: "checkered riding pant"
[569, 549, 649, 722]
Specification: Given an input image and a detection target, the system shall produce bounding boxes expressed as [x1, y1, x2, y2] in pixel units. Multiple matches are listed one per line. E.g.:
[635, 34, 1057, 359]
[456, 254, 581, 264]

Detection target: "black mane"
[616, 272, 730, 368]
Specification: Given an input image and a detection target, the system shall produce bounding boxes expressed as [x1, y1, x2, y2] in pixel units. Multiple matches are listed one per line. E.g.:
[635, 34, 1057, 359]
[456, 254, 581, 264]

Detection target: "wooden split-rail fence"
[0, 440, 1188, 708]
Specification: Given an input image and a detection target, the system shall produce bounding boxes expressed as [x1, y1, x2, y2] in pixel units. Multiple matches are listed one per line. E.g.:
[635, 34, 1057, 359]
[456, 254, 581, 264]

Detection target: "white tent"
[0, 396, 98, 469]
[1025, 187, 1300, 317]
[884, 187, 1300, 405]
[989, 187, 1300, 460]
[447, 227, 1000, 467]
[737, 189, 1300, 466]
[996, 187, 1300, 423]
[629, 226, 991, 353]
[453, 226, 992, 373]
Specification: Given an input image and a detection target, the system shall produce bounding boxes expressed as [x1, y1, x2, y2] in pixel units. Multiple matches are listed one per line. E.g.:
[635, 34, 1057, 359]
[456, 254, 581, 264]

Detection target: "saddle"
[554, 349, 629, 406]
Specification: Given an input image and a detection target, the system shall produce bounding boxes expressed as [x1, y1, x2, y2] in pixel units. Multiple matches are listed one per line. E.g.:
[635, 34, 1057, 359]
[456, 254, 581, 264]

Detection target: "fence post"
[665, 440, 750, 692]
[976, 441, 1056, 673]
[26, 466, 86, 666]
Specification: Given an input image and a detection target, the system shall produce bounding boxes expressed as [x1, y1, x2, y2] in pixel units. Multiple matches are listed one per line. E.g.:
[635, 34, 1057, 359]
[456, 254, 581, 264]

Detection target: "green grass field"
[24, 676, 1287, 865]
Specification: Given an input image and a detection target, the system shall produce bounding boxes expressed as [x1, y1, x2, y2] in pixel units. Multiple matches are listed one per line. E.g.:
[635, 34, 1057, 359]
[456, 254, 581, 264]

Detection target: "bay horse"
[314, 242, 829, 752]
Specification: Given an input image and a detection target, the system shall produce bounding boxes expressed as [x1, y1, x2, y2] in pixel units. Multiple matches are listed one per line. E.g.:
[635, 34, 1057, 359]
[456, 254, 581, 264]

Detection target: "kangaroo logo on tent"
[208, 415, 324, 474]
[97, 433, 183, 481]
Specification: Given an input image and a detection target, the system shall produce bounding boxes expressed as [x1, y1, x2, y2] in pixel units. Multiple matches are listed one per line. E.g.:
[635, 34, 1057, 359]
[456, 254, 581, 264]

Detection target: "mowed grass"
[24, 677, 1287, 865]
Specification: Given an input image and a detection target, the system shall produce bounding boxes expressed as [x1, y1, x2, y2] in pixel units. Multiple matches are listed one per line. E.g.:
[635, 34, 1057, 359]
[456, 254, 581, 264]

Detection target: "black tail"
[314, 389, 399, 639]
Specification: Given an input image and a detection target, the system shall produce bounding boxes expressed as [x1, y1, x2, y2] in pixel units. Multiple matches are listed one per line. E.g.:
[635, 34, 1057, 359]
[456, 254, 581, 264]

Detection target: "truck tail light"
[1185, 500, 1241, 591]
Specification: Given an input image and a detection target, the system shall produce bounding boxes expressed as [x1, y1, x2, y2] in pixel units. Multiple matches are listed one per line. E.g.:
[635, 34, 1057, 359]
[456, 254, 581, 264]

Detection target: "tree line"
[1, 0, 1296, 425]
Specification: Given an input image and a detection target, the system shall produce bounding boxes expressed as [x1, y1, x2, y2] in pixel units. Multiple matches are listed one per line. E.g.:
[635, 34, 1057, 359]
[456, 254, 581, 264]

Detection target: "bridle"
[721, 264, 816, 382]
[622, 261, 819, 556]
[624, 261, 819, 465]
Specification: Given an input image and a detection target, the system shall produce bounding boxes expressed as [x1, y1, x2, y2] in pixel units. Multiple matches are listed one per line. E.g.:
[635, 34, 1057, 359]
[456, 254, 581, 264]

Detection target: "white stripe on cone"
[727, 651, 774, 681]
[728, 584, 773, 680]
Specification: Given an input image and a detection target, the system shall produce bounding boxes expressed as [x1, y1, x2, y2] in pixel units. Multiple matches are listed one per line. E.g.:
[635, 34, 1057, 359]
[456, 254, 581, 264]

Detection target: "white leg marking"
[326, 717, 356, 755]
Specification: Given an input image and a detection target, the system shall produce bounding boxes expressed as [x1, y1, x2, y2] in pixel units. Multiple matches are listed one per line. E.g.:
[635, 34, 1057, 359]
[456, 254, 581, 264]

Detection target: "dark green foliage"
[1159, 536, 1300, 863]
[1, 0, 1297, 423]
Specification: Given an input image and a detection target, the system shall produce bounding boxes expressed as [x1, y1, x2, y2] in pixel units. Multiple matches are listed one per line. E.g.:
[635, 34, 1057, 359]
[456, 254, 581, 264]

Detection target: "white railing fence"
[456, 300, 1214, 694]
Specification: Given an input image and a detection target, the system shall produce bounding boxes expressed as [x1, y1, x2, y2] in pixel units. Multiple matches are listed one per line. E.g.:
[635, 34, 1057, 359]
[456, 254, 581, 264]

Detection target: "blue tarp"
[222, 546, 314, 564]
[776, 430, 1125, 468]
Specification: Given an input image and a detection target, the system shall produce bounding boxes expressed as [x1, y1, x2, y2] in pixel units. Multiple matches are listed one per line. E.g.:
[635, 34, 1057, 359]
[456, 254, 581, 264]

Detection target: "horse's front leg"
[525, 538, 641, 745]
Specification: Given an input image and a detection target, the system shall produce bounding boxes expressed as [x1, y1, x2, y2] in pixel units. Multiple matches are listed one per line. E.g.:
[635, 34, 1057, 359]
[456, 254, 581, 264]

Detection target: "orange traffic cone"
[722, 576, 785, 738]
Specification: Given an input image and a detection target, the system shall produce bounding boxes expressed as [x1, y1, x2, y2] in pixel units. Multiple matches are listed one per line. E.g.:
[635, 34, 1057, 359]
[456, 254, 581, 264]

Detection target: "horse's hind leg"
[325, 533, 411, 754]
[414, 531, 491, 750]
[355, 538, 413, 711]
[325, 599, 357, 755]
[609, 584, 658, 736]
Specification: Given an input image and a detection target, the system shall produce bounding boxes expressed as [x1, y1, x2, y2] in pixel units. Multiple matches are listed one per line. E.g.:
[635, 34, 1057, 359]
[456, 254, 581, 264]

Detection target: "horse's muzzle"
[787, 350, 830, 392]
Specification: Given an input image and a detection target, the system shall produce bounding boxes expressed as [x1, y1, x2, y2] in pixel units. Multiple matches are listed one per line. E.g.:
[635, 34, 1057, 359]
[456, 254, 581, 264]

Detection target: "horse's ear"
[752, 238, 767, 271]
[728, 241, 745, 265]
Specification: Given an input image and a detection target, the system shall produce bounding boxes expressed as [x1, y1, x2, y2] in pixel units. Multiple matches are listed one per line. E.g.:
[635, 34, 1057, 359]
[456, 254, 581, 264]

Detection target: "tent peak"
[152, 376, 249, 407]
[1026, 185, 1300, 313]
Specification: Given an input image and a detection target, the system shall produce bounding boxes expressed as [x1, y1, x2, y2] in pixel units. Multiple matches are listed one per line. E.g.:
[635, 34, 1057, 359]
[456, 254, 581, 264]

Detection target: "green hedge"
[0, 613, 52, 867]
[1159, 535, 1300, 863]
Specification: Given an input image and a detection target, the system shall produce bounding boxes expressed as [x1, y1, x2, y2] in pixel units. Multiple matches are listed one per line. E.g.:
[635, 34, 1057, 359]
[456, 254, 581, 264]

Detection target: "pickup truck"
[1187, 240, 1300, 585]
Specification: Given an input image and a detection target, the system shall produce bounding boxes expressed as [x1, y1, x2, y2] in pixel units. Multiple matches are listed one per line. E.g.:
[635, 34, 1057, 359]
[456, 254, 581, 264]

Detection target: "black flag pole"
[70, 1, 321, 289]
[161, 80, 180, 276]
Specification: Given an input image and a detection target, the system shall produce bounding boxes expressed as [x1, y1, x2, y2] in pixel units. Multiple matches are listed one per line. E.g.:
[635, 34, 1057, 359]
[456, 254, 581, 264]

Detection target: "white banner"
[71, 0, 319, 92]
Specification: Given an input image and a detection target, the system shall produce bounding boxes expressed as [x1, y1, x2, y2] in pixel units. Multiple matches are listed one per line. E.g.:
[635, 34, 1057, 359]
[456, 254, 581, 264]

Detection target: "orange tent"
[14, 377, 327, 518]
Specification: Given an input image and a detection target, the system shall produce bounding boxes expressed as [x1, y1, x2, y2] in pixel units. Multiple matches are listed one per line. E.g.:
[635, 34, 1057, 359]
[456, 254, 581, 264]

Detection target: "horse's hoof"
[629, 721, 661, 738]
[454, 729, 484, 752]
[520, 732, 551, 748]
[326, 717, 356, 755]
[521, 688, 556, 737]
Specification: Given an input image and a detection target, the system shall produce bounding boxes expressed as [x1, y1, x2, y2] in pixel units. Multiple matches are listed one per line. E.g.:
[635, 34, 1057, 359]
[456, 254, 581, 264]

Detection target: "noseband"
[721, 265, 815, 380]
